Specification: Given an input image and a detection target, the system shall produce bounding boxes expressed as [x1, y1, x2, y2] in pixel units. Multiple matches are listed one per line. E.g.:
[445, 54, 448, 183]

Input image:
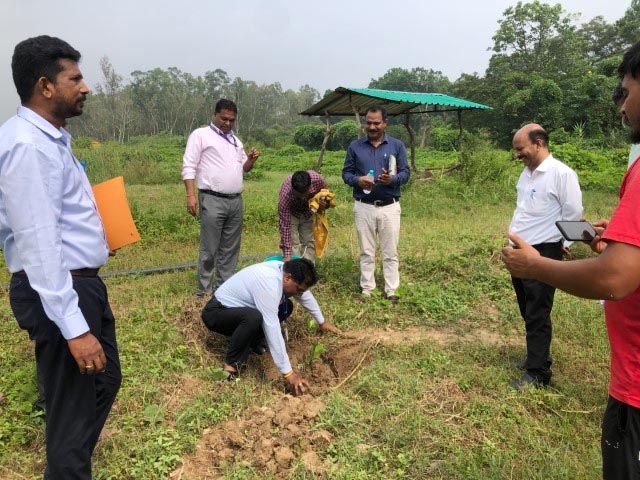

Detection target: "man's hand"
[378, 168, 393, 186]
[285, 371, 310, 396]
[590, 219, 610, 254]
[283, 255, 292, 262]
[501, 231, 541, 279]
[358, 176, 375, 190]
[316, 197, 329, 213]
[248, 147, 260, 161]
[67, 331, 107, 375]
[186, 194, 198, 217]
[320, 322, 341, 335]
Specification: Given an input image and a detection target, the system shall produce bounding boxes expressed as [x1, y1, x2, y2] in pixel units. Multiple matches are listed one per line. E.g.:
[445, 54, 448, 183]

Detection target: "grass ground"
[0, 165, 620, 479]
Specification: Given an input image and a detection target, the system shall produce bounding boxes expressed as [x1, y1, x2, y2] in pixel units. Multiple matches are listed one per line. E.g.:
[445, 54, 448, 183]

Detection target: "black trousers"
[10, 273, 122, 480]
[511, 241, 563, 384]
[202, 297, 292, 367]
[602, 395, 640, 479]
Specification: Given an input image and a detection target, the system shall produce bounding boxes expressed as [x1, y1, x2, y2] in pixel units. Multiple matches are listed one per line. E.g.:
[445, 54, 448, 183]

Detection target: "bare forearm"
[184, 179, 196, 196]
[528, 253, 638, 300]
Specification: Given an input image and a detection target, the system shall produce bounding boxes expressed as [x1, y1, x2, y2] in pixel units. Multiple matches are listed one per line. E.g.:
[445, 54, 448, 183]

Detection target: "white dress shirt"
[181, 124, 248, 194]
[509, 154, 583, 245]
[0, 106, 109, 339]
[214, 261, 325, 374]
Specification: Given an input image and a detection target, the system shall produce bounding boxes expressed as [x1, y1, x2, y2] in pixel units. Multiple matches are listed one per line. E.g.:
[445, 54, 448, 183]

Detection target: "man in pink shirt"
[182, 99, 260, 297]
[502, 41, 640, 479]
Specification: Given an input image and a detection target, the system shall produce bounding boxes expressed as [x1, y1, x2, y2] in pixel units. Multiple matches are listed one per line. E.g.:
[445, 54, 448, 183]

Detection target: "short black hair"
[283, 258, 318, 287]
[618, 41, 640, 80]
[366, 105, 388, 121]
[528, 128, 549, 148]
[291, 171, 311, 194]
[12, 35, 81, 104]
[215, 99, 238, 114]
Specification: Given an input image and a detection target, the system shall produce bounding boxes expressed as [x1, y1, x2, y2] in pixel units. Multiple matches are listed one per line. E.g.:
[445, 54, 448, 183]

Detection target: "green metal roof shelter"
[300, 87, 493, 172]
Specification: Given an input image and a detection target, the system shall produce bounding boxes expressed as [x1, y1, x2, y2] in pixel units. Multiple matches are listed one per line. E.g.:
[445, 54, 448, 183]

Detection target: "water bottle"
[363, 169, 374, 194]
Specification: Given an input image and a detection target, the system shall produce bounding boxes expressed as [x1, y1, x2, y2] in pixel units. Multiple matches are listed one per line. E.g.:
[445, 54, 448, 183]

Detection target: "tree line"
[70, 0, 640, 149]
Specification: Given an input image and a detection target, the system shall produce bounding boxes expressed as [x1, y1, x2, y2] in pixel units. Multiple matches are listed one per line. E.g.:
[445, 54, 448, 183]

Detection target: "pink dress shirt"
[181, 124, 248, 194]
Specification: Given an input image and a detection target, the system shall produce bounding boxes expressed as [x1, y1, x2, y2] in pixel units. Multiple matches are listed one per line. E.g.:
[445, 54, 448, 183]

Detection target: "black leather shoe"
[514, 355, 553, 370]
[387, 295, 400, 305]
[252, 342, 267, 355]
[509, 373, 549, 390]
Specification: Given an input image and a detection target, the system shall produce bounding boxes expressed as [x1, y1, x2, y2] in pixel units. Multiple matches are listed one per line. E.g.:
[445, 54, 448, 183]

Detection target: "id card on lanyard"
[210, 123, 238, 148]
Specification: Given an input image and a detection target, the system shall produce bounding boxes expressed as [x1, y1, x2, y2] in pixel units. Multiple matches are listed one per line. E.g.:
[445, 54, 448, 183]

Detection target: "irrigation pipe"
[1, 252, 281, 290]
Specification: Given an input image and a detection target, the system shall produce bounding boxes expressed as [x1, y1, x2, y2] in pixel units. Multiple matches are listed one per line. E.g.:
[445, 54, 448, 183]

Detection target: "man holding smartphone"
[503, 41, 640, 478]
[507, 123, 583, 389]
[342, 105, 410, 304]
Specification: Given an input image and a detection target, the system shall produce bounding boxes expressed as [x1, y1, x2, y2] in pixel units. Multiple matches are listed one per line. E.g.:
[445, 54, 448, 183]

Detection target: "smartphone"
[555, 221, 597, 242]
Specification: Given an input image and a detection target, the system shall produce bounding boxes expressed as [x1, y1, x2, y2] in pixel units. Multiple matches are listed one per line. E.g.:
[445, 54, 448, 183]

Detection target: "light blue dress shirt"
[214, 261, 324, 374]
[0, 106, 109, 339]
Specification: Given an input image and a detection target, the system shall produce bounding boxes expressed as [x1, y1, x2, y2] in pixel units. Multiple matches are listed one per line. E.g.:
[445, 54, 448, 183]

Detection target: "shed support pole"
[404, 113, 417, 174]
[315, 112, 332, 171]
[352, 106, 363, 138]
[458, 110, 464, 156]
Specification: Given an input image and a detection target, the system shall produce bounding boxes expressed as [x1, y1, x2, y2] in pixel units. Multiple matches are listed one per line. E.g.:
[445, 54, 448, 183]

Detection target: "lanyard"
[210, 123, 237, 147]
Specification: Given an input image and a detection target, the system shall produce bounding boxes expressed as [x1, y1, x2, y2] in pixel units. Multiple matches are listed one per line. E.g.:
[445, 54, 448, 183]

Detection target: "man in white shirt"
[508, 123, 583, 389]
[0, 36, 121, 479]
[182, 99, 260, 297]
[201, 258, 340, 395]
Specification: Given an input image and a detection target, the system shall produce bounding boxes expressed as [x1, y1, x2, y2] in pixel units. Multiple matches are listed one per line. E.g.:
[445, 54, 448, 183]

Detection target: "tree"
[578, 16, 621, 62]
[129, 67, 209, 136]
[615, 0, 640, 49]
[369, 67, 451, 94]
[491, 1, 586, 80]
[74, 57, 133, 142]
[368, 67, 453, 148]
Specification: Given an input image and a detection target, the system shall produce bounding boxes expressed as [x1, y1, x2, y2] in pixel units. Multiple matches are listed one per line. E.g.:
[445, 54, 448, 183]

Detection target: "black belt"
[15, 268, 100, 277]
[199, 189, 241, 199]
[357, 197, 399, 207]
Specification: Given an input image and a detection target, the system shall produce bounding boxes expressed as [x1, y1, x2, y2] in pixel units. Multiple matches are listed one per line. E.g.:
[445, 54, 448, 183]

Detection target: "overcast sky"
[0, 0, 633, 122]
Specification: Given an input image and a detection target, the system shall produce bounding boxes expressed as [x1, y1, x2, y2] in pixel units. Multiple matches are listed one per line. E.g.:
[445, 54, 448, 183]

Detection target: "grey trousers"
[290, 214, 316, 262]
[197, 192, 243, 293]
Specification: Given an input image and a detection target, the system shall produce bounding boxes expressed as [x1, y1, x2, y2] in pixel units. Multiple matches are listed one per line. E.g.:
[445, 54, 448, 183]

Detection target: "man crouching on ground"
[201, 258, 340, 395]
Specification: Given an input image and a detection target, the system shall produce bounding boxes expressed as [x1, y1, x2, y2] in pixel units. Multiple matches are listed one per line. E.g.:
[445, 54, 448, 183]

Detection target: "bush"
[552, 143, 627, 191]
[72, 136, 93, 149]
[385, 125, 410, 145]
[429, 127, 477, 151]
[330, 120, 359, 150]
[246, 127, 292, 149]
[548, 128, 570, 146]
[293, 124, 326, 150]
[457, 136, 516, 196]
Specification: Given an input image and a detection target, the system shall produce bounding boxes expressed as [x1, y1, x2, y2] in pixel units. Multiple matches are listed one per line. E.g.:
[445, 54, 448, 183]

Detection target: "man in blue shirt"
[342, 105, 410, 304]
[0, 36, 121, 479]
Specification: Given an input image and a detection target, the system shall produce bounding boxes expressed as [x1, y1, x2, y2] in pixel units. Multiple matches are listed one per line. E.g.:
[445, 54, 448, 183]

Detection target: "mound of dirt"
[171, 394, 332, 479]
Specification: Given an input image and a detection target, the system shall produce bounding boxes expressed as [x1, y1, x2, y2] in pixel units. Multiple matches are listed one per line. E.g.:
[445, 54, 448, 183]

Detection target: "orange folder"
[92, 176, 141, 250]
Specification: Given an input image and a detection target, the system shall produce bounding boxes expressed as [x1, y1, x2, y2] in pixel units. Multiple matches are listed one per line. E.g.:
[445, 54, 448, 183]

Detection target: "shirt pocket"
[524, 185, 553, 216]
